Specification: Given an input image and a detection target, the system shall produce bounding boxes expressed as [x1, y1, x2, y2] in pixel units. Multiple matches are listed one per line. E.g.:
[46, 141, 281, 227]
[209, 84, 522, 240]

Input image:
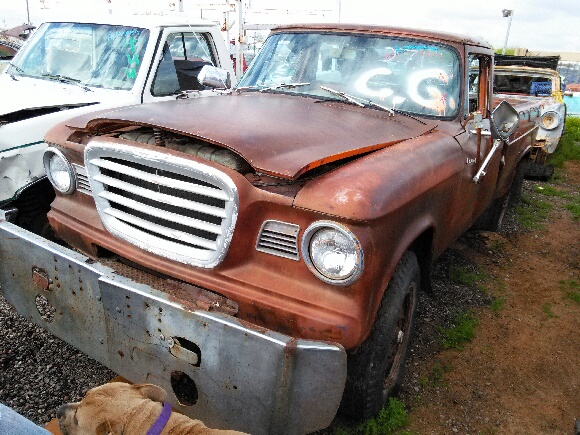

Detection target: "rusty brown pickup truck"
[0, 24, 541, 434]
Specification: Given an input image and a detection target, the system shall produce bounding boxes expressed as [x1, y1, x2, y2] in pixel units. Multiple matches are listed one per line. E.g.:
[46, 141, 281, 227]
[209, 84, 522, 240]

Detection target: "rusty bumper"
[0, 212, 346, 435]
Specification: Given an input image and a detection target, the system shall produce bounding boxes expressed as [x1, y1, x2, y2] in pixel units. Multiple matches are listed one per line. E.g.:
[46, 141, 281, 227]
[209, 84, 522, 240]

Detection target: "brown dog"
[57, 382, 248, 435]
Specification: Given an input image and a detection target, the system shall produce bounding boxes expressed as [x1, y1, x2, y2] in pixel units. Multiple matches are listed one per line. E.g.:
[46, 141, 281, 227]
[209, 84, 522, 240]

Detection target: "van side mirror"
[198, 65, 231, 89]
[490, 100, 519, 141]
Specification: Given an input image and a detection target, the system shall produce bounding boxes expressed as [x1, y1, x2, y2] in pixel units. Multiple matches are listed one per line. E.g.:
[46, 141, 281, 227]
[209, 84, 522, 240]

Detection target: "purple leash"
[146, 402, 172, 435]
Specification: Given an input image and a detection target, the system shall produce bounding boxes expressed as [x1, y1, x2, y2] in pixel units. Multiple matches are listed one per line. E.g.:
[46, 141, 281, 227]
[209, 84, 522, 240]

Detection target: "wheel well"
[13, 178, 55, 211]
[13, 178, 56, 235]
[408, 227, 434, 293]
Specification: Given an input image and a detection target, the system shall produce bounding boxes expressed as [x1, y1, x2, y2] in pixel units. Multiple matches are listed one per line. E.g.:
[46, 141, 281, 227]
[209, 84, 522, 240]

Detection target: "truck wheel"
[339, 251, 419, 419]
[524, 161, 554, 180]
[473, 157, 526, 232]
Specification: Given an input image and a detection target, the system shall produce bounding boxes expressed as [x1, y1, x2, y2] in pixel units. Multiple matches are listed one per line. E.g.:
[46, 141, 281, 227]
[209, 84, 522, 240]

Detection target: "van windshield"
[9, 22, 149, 91]
[238, 32, 461, 118]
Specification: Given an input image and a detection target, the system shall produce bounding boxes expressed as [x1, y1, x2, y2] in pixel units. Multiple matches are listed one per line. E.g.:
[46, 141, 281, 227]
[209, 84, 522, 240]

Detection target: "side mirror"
[198, 65, 231, 90]
[490, 100, 519, 141]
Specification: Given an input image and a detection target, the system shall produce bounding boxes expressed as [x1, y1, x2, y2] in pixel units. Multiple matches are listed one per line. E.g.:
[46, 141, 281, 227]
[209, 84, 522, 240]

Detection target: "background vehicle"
[0, 24, 539, 434]
[0, 24, 35, 72]
[493, 55, 566, 178]
[0, 14, 234, 236]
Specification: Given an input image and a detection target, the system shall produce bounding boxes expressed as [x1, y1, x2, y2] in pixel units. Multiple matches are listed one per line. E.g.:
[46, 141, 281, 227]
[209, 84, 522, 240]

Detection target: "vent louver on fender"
[85, 141, 238, 268]
[73, 164, 91, 194]
[256, 220, 300, 260]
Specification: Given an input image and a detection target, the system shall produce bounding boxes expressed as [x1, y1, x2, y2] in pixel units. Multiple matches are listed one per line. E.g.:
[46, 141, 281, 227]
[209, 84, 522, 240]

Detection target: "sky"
[1, 0, 579, 53]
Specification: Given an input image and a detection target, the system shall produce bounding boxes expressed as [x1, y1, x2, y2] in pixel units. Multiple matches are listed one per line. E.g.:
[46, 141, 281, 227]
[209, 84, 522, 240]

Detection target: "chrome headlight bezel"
[540, 110, 560, 131]
[43, 147, 76, 194]
[301, 221, 364, 286]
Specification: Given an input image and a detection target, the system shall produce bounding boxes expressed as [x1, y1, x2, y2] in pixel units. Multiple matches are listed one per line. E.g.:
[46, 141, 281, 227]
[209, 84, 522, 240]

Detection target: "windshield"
[10, 22, 150, 90]
[238, 32, 461, 118]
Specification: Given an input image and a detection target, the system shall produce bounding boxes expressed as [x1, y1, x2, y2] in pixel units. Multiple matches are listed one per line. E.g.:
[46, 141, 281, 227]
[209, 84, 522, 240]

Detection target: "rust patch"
[165, 280, 238, 316]
[32, 267, 51, 291]
[98, 258, 238, 315]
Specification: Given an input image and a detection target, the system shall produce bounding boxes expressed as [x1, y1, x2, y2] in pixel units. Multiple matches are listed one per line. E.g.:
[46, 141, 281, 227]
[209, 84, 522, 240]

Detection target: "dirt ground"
[397, 161, 580, 434]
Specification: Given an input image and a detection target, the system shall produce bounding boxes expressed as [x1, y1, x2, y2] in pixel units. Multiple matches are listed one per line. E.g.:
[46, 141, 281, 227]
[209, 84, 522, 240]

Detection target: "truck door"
[142, 28, 226, 103]
[455, 52, 503, 225]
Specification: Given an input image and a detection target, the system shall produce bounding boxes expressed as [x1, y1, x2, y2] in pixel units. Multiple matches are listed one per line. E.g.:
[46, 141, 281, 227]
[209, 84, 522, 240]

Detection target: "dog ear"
[134, 384, 167, 402]
[96, 419, 123, 435]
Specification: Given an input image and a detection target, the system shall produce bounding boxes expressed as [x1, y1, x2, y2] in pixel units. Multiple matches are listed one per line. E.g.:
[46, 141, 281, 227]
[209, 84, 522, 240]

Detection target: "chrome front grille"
[256, 220, 300, 260]
[85, 140, 238, 268]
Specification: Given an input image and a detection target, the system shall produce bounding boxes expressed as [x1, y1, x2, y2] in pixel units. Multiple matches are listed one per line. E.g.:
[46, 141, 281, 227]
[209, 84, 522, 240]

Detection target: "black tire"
[339, 251, 419, 419]
[473, 157, 526, 232]
[524, 161, 554, 180]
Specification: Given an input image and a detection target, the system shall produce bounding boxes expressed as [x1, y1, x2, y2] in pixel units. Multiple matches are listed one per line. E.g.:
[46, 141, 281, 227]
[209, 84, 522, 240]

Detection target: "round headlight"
[301, 221, 363, 285]
[540, 110, 560, 131]
[43, 147, 76, 194]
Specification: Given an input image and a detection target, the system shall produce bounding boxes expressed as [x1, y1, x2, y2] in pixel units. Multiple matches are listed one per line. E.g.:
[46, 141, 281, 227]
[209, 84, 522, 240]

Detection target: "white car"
[494, 65, 566, 178]
[0, 14, 234, 235]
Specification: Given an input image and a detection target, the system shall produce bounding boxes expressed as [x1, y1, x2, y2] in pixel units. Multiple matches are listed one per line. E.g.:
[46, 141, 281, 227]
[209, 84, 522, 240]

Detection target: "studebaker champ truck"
[492, 56, 566, 178]
[0, 14, 234, 236]
[0, 24, 540, 434]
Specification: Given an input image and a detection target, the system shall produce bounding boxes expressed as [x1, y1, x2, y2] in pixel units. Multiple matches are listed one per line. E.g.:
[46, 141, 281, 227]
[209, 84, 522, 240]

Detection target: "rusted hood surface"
[67, 93, 438, 180]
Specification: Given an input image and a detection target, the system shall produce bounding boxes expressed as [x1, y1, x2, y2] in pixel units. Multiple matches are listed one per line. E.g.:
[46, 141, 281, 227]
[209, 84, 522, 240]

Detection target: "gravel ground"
[0, 195, 525, 429]
[0, 296, 115, 425]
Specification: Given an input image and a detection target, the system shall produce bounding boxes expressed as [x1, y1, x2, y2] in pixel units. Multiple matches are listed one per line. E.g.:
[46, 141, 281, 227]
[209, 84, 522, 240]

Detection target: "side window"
[152, 32, 216, 96]
[467, 55, 480, 114]
[466, 53, 491, 116]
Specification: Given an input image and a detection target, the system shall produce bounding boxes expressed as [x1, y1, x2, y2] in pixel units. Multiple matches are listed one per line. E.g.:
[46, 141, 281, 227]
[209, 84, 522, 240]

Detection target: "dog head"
[57, 382, 167, 435]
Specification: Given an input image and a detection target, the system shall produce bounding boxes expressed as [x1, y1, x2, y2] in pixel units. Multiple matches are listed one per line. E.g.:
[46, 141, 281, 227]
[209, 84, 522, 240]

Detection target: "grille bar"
[103, 207, 218, 250]
[99, 191, 223, 235]
[93, 173, 227, 219]
[90, 158, 228, 201]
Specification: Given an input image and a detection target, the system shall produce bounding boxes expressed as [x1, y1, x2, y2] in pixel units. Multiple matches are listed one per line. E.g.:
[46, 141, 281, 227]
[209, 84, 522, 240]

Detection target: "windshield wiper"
[260, 82, 310, 92]
[319, 86, 394, 115]
[7, 63, 25, 80]
[235, 85, 267, 92]
[41, 73, 92, 92]
[236, 82, 310, 93]
[319, 86, 365, 107]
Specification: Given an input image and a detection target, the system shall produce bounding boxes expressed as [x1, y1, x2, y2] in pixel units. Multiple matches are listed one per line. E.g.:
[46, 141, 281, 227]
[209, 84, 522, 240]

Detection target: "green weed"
[357, 398, 410, 435]
[533, 185, 573, 199]
[565, 199, 580, 220]
[547, 117, 580, 169]
[560, 280, 580, 303]
[418, 360, 450, 389]
[449, 264, 487, 287]
[490, 296, 506, 312]
[542, 303, 558, 318]
[438, 311, 478, 350]
[514, 196, 553, 229]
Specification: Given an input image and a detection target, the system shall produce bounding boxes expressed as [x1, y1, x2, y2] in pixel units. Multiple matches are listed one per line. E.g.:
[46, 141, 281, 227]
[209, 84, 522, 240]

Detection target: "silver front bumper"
[0, 213, 347, 435]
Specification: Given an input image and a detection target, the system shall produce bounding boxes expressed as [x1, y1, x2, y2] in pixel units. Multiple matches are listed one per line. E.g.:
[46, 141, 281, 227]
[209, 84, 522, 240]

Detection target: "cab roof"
[38, 13, 219, 31]
[272, 23, 491, 50]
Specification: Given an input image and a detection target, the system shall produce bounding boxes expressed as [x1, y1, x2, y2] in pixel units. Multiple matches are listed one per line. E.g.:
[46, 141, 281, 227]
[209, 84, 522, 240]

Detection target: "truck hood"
[67, 92, 438, 180]
[0, 73, 116, 118]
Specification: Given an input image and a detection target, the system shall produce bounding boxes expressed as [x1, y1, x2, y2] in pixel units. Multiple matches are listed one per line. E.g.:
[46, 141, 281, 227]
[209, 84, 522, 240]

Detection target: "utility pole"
[502, 9, 514, 55]
[236, 0, 243, 79]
